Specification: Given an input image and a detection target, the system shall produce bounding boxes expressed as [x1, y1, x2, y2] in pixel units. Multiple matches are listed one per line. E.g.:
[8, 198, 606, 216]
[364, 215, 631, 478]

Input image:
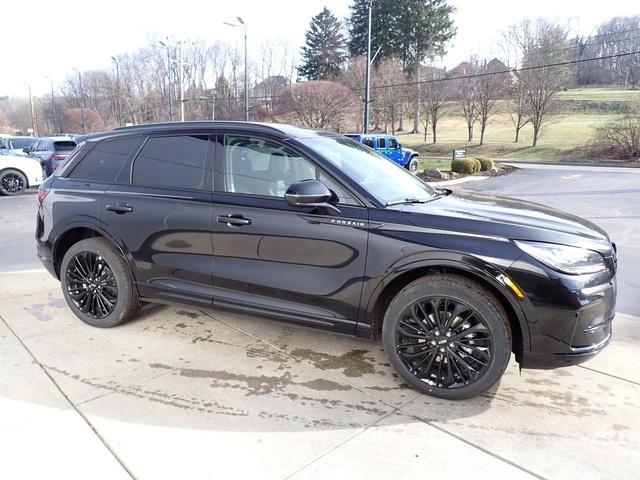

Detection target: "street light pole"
[27, 84, 36, 137]
[224, 17, 249, 122]
[73, 68, 86, 134]
[363, 1, 373, 134]
[111, 56, 122, 127]
[45, 76, 57, 134]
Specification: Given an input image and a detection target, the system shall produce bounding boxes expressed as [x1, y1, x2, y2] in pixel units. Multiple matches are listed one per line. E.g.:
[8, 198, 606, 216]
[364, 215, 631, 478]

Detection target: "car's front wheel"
[60, 237, 139, 328]
[407, 157, 419, 174]
[382, 274, 511, 399]
[0, 169, 27, 195]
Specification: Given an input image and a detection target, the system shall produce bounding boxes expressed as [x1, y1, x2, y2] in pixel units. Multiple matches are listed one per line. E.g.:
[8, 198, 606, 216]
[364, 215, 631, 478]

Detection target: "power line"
[354, 50, 640, 92]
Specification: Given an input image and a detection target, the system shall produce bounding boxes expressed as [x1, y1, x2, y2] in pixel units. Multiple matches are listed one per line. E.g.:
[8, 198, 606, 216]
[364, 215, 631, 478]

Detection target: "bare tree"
[477, 63, 509, 145]
[283, 80, 356, 130]
[507, 74, 531, 142]
[455, 63, 480, 141]
[506, 19, 571, 146]
[420, 66, 447, 143]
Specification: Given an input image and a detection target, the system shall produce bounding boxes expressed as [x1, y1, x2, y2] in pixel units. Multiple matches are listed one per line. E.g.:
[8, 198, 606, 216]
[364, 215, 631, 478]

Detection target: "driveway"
[1, 164, 639, 479]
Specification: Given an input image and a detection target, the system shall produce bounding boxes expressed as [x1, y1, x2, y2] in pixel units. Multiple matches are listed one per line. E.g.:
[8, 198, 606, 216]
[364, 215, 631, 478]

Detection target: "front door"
[211, 134, 368, 333]
[102, 133, 215, 306]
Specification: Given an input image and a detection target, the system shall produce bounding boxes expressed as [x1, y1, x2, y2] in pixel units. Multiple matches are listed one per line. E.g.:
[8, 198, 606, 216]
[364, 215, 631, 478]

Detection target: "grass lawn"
[400, 110, 626, 163]
[555, 86, 640, 102]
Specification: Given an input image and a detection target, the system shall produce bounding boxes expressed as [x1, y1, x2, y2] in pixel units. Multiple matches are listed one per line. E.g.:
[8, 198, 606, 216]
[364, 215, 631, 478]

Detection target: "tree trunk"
[398, 110, 404, 131]
[467, 122, 473, 142]
[514, 126, 520, 143]
[424, 128, 427, 142]
[532, 124, 539, 146]
[432, 122, 437, 144]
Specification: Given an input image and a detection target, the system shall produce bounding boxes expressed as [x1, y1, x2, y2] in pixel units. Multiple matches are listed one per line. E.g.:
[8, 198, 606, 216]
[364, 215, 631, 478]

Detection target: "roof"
[79, 121, 337, 143]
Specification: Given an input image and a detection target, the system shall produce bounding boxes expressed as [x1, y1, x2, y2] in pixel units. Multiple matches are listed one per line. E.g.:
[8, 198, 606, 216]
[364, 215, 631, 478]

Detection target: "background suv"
[36, 122, 617, 400]
[345, 133, 419, 173]
[26, 136, 77, 177]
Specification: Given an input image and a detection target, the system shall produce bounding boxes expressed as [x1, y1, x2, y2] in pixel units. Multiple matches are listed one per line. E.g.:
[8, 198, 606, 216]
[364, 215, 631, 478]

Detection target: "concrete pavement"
[1, 163, 639, 479]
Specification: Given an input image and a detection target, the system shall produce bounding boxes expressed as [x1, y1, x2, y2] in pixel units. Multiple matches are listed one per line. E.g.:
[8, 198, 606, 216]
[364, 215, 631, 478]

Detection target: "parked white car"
[0, 154, 43, 195]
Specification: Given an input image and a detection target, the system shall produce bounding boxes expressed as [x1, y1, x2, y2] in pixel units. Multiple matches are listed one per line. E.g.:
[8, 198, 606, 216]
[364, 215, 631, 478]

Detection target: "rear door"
[211, 133, 368, 333]
[102, 133, 215, 306]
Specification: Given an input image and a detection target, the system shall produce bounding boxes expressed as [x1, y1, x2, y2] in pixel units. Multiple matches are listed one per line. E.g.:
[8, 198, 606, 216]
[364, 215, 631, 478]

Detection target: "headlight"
[513, 240, 606, 275]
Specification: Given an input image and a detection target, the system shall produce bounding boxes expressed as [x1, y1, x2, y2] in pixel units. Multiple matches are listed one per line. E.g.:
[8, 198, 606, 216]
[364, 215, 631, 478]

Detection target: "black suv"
[36, 122, 617, 399]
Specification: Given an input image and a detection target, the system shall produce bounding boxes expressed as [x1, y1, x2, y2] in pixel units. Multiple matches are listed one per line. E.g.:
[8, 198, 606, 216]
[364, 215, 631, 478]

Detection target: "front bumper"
[507, 256, 616, 370]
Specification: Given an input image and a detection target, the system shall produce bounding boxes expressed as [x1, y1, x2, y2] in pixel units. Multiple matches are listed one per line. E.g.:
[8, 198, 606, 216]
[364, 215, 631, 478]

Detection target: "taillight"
[37, 186, 50, 203]
[51, 154, 67, 160]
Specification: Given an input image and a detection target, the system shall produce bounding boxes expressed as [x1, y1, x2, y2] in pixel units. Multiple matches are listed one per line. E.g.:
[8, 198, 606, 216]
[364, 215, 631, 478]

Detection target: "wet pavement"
[1, 164, 639, 479]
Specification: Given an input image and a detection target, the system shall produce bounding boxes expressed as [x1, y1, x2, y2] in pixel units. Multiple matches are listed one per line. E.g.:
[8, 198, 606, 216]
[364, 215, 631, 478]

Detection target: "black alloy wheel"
[65, 251, 118, 319]
[60, 237, 139, 328]
[395, 297, 492, 389]
[382, 274, 511, 399]
[0, 170, 27, 195]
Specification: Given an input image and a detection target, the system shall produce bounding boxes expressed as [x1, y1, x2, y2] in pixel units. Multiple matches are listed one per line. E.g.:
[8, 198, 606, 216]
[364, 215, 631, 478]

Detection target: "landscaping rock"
[424, 168, 443, 180]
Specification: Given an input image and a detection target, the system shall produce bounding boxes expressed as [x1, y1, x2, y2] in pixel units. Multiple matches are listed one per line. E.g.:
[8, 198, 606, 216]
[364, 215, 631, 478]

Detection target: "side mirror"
[23, 148, 30, 154]
[285, 179, 340, 215]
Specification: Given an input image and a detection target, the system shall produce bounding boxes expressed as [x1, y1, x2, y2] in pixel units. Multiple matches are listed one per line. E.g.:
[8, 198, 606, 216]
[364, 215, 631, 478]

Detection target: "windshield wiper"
[385, 196, 431, 206]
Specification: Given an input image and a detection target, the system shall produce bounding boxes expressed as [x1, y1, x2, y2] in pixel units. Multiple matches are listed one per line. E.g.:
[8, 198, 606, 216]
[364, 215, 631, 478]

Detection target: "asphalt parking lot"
[1, 164, 639, 480]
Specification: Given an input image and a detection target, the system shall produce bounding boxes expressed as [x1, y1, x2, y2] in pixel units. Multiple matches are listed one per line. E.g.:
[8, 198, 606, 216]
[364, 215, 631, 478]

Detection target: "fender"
[50, 217, 137, 287]
[356, 252, 531, 351]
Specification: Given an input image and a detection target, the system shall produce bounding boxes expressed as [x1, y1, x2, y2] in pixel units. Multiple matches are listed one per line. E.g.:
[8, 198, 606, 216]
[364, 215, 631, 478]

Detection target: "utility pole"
[363, 0, 373, 133]
[179, 40, 184, 122]
[159, 40, 173, 121]
[224, 17, 249, 121]
[73, 68, 86, 134]
[27, 84, 36, 137]
[111, 56, 122, 126]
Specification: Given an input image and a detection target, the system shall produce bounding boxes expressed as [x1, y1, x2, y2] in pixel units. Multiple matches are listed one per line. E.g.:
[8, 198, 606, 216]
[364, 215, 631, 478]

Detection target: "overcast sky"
[2, 0, 638, 97]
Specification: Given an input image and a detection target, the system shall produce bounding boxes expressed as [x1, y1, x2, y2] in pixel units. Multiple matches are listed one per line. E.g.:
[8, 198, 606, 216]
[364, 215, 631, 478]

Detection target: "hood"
[398, 190, 611, 253]
[401, 147, 417, 155]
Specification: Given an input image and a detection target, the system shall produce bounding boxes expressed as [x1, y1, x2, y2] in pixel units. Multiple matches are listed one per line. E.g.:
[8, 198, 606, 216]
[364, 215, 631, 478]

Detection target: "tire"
[382, 274, 511, 400]
[60, 237, 139, 328]
[0, 169, 27, 195]
[407, 157, 419, 174]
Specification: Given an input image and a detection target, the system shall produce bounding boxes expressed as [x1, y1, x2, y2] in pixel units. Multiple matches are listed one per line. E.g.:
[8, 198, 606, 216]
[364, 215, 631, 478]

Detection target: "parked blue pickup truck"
[344, 134, 419, 173]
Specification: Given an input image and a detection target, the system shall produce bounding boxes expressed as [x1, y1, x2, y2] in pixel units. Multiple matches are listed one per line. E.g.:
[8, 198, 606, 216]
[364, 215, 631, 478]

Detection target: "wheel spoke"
[396, 295, 494, 390]
[66, 251, 118, 319]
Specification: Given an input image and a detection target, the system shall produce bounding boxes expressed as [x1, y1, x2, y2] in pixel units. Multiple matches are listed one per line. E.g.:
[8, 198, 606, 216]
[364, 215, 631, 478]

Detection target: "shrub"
[475, 156, 495, 171]
[594, 110, 640, 159]
[451, 158, 481, 174]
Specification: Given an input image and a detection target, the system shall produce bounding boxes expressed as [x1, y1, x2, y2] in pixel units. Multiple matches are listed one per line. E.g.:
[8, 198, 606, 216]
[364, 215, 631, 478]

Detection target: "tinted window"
[376, 138, 386, 149]
[70, 137, 138, 183]
[9, 138, 36, 150]
[388, 138, 399, 149]
[362, 138, 374, 148]
[224, 135, 358, 205]
[54, 140, 77, 151]
[133, 135, 208, 190]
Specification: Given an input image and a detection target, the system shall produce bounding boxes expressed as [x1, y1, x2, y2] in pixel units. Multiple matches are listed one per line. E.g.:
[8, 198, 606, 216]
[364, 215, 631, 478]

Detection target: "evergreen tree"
[348, 0, 456, 72]
[298, 8, 348, 80]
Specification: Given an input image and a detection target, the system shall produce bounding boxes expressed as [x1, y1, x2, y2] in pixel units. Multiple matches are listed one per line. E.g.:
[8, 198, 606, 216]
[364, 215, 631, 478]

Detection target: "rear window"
[54, 141, 77, 151]
[376, 138, 386, 148]
[9, 138, 36, 150]
[69, 137, 137, 183]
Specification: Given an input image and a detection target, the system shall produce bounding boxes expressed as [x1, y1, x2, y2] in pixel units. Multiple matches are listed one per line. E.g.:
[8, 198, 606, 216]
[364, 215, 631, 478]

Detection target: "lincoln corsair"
[36, 122, 617, 399]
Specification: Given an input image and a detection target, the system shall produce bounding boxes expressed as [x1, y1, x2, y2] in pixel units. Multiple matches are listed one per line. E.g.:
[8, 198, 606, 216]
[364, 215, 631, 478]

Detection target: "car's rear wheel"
[407, 157, 419, 174]
[382, 274, 511, 399]
[0, 169, 27, 195]
[60, 237, 139, 328]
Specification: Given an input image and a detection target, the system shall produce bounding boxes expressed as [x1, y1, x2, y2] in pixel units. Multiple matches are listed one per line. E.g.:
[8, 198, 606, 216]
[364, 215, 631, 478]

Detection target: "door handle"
[217, 214, 251, 226]
[106, 204, 134, 214]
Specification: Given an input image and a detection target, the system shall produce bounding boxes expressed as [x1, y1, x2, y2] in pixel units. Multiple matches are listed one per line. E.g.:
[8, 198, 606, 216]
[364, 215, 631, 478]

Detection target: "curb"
[427, 175, 489, 187]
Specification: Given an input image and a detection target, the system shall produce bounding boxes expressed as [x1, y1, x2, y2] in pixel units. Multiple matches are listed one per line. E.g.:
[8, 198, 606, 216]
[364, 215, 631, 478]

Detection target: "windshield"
[9, 138, 36, 150]
[301, 136, 434, 205]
